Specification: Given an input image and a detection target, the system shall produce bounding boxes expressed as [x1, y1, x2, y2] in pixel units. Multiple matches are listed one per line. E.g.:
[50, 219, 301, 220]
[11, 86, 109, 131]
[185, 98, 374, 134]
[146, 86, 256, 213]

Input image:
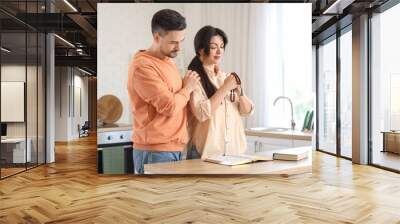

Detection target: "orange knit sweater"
[127, 50, 190, 151]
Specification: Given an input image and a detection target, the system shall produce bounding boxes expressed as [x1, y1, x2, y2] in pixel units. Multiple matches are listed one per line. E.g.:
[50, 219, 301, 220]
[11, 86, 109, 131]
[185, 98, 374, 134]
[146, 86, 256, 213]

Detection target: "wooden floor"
[372, 150, 400, 171]
[1, 135, 400, 223]
[1, 167, 26, 178]
[1, 163, 45, 178]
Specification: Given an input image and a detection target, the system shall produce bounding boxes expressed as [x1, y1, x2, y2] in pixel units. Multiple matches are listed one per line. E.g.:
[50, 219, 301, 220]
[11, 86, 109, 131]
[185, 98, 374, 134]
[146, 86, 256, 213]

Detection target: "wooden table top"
[144, 148, 312, 175]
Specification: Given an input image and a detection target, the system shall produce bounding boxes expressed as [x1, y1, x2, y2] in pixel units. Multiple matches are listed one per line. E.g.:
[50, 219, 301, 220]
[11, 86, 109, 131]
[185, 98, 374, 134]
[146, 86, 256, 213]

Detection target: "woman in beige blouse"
[187, 25, 254, 160]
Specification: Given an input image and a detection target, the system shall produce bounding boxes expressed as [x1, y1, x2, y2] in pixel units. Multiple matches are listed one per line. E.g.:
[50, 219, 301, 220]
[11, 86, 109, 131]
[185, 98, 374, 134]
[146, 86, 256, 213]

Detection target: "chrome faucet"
[273, 96, 296, 130]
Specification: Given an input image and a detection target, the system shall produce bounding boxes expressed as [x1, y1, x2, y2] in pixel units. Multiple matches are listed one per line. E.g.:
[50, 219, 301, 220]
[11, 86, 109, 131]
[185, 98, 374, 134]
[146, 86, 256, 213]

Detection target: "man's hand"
[182, 70, 201, 92]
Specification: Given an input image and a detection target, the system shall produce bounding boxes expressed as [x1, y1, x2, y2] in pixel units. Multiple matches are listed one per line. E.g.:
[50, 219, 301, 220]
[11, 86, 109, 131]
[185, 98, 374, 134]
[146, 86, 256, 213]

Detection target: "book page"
[205, 155, 254, 166]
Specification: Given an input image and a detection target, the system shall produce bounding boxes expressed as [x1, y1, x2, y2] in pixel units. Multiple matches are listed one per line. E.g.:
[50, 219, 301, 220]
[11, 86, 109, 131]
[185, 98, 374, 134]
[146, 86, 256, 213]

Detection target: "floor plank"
[0, 135, 400, 223]
[372, 151, 400, 171]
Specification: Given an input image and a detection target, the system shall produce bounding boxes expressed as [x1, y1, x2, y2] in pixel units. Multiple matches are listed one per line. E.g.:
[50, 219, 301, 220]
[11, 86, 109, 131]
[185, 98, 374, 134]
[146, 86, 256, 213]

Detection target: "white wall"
[1, 63, 46, 163]
[98, 3, 183, 125]
[72, 73, 89, 138]
[54, 67, 89, 141]
[1, 65, 40, 137]
[55, 67, 68, 141]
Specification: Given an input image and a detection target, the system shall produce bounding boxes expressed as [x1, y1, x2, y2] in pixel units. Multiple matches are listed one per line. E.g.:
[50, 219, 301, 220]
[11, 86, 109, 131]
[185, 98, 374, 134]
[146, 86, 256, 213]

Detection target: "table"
[1, 138, 31, 163]
[382, 131, 400, 154]
[144, 147, 312, 175]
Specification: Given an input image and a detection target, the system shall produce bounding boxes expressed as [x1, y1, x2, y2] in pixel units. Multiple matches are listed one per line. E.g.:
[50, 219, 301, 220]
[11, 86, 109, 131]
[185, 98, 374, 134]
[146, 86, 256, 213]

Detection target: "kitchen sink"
[249, 127, 290, 132]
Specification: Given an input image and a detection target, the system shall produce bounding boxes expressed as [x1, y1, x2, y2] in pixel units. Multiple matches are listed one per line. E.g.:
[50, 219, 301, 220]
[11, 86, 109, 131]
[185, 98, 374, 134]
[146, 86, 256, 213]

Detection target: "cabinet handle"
[254, 141, 262, 153]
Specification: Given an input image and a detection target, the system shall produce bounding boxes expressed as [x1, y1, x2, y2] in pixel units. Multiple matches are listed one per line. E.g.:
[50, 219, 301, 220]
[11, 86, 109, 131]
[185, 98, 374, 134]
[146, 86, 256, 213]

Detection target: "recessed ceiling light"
[1, 47, 11, 53]
[322, 0, 354, 15]
[54, 34, 75, 48]
[78, 67, 93, 76]
[63, 0, 78, 12]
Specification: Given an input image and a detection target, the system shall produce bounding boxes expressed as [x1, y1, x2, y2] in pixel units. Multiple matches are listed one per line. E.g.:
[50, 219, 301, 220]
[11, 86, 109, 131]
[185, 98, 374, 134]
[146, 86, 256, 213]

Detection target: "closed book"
[272, 147, 309, 161]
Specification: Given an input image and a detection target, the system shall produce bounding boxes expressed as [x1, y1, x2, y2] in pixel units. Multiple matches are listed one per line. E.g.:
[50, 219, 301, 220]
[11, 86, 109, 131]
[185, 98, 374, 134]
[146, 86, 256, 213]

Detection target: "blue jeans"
[186, 145, 201, 160]
[132, 149, 182, 174]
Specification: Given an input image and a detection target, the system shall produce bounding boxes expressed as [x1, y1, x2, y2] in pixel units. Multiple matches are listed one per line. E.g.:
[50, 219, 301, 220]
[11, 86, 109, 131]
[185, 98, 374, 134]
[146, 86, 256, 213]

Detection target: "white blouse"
[189, 66, 254, 159]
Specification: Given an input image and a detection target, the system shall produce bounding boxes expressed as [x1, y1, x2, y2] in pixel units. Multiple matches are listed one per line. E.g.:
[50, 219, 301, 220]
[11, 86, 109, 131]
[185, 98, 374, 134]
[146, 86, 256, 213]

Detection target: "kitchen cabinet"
[97, 124, 134, 174]
[246, 135, 311, 153]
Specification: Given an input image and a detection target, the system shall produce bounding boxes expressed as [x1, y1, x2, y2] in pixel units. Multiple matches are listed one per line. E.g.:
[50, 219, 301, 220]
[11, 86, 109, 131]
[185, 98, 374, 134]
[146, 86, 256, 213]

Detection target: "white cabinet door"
[259, 142, 287, 152]
[257, 137, 288, 152]
[245, 136, 259, 154]
[293, 140, 311, 147]
[12, 139, 32, 163]
[246, 135, 312, 153]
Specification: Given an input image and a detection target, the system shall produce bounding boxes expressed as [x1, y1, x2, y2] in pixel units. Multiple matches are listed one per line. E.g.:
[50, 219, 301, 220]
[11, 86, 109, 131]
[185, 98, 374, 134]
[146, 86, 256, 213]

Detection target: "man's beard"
[162, 49, 178, 58]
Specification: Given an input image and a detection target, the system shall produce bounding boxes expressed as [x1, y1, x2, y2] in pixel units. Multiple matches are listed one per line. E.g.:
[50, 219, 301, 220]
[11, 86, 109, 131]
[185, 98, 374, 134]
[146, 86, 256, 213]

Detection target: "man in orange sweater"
[127, 9, 200, 174]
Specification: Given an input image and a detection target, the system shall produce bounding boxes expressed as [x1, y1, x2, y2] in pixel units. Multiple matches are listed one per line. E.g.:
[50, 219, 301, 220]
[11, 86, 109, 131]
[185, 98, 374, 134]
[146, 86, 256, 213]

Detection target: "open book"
[204, 147, 310, 166]
[204, 153, 273, 166]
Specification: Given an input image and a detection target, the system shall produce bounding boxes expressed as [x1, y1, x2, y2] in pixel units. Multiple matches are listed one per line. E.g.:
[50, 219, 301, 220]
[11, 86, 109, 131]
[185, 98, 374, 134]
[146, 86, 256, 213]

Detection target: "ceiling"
[0, 0, 393, 75]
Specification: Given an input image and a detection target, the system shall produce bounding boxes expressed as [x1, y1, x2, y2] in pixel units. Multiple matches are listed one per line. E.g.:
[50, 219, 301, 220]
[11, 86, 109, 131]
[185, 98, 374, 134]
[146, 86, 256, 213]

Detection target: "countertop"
[245, 129, 313, 141]
[144, 147, 312, 175]
[97, 123, 132, 133]
[97, 124, 312, 141]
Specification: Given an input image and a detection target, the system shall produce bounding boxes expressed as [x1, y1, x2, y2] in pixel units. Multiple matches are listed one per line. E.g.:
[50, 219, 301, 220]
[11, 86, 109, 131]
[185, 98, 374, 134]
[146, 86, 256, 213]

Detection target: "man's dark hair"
[151, 9, 186, 36]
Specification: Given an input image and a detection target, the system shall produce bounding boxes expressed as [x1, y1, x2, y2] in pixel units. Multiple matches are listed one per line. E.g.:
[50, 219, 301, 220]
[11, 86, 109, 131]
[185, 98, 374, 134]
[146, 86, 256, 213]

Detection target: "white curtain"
[245, 5, 280, 128]
[181, 4, 272, 128]
[181, 3, 249, 78]
[179, 4, 311, 129]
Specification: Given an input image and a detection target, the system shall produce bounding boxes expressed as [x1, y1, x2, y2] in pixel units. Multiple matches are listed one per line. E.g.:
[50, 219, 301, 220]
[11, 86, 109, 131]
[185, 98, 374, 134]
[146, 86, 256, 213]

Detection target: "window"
[317, 36, 337, 155]
[0, 1, 47, 179]
[340, 28, 352, 158]
[371, 3, 400, 171]
[266, 5, 313, 130]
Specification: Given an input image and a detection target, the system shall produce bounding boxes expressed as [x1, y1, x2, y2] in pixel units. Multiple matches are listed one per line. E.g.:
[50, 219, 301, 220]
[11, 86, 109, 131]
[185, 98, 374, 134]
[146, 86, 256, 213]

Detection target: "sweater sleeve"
[131, 64, 190, 117]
